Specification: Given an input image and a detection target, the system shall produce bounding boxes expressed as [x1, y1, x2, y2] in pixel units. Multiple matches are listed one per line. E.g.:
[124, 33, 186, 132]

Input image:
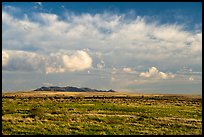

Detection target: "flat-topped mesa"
[34, 86, 116, 92]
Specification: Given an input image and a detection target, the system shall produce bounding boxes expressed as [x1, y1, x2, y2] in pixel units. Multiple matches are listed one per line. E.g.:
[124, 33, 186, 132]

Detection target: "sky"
[2, 2, 202, 94]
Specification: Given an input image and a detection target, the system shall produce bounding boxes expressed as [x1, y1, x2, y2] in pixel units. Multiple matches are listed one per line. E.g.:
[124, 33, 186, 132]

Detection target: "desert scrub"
[2, 93, 202, 135]
[28, 105, 46, 119]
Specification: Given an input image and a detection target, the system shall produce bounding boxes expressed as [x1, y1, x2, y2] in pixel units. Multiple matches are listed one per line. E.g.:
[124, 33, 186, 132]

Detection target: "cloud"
[35, 2, 42, 6]
[111, 67, 117, 74]
[62, 50, 92, 72]
[2, 50, 92, 74]
[45, 67, 65, 74]
[38, 13, 58, 24]
[140, 67, 158, 78]
[189, 77, 194, 81]
[140, 67, 175, 79]
[158, 72, 168, 79]
[123, 67, 134, 73]
[2, 9, 202, 74]
[111, 76, 116, 81]
[43, 82, 53, 86]
[33, 2, 43, 10]
[96, 60, 105, 69]
[2, 50, 46, 72]
[2, 51, 9, 67]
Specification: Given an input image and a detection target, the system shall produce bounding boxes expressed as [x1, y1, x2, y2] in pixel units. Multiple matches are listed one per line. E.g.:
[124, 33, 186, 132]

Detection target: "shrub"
[3, 108, 17, 115]
[29, 106, 45, 119]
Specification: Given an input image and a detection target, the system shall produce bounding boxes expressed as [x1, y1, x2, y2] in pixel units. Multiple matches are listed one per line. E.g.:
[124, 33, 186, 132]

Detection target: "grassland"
[2, 91, 202, 135]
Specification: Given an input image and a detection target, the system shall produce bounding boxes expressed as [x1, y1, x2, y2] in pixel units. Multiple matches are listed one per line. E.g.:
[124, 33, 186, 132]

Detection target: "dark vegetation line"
[2, 95, 201, 102]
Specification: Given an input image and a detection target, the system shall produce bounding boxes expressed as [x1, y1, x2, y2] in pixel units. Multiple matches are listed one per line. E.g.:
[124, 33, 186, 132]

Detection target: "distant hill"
[34, 86, 116, 92]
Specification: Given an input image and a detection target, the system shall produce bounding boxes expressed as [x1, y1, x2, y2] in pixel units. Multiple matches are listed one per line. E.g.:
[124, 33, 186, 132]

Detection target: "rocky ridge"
[34, 86, 116, 92]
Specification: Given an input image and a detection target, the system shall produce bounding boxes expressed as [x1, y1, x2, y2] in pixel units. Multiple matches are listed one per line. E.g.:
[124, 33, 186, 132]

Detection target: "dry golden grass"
[2, 91, 201, 99]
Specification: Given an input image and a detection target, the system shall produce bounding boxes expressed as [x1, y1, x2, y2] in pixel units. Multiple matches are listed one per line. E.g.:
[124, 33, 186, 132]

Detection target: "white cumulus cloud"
[62, 50, 92, 72]
[2, 50, 92, 74]
[123, 67, 134, 73]
[140, 67, 175, 79]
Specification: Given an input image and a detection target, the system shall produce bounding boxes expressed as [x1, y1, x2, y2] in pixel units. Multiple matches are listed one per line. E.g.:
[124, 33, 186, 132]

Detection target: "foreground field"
[2, 91, 202, 135]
